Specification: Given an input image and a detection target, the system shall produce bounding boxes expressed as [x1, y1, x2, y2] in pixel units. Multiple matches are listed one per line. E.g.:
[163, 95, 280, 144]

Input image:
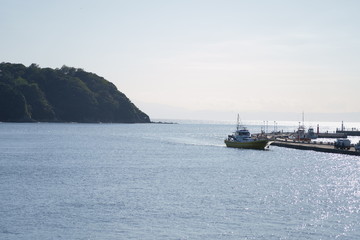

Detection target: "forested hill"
[0, 63, 150, 123]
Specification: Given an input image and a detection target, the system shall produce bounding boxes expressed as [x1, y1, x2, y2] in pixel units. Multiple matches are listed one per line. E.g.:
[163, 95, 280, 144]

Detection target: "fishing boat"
[306, 127, 317, 139]
[224, 116, 272, 150]
[288, 112, 315, 142]
[289, 125, 312, 142]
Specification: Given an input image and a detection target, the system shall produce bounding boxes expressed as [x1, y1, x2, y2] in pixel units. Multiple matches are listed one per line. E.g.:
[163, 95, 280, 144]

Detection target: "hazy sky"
[1, 0, 359, 121]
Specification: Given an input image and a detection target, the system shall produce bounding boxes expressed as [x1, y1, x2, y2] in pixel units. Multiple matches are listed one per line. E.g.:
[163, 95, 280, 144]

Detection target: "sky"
[1, 0, 360, 121]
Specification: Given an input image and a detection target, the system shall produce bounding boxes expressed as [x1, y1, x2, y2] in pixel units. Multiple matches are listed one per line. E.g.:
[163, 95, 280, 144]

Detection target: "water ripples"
[1, 123, 360, 239]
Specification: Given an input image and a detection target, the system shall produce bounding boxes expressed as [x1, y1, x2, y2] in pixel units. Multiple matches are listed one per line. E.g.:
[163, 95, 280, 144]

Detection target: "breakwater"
[336, 130, 360, 136]
[273, 139, 360, 156]
[317, 132, 347, 138]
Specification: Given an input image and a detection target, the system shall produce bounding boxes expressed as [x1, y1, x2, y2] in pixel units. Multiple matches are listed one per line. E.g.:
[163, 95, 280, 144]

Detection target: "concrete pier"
[273, 139, 360, 156]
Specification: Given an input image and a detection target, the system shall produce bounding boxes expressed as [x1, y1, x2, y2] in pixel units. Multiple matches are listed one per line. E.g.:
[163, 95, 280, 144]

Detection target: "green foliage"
[0, 82, 31, 121]
[0, 62, 150, 123]
[18, 83, 55, 121]
[13, 77, 28, 86]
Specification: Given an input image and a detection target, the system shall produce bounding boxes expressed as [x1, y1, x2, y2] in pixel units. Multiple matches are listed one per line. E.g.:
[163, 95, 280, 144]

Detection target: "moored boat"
[289, 112, 316, 141]
[306, 127, 317, 139]
[289, 125, 311, 142]
[224, 115, 272, 150]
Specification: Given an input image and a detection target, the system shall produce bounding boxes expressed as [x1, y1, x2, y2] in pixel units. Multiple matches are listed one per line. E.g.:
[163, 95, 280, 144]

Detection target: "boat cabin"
[233, 128, 252, 141]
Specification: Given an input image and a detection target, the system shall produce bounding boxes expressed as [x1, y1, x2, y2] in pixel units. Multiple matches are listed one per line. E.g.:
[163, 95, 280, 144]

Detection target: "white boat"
[224, 115, 272, 150]
[306, 127, 317, 139]
[290, 125, 317, 141]
[289, 112, 317, 141]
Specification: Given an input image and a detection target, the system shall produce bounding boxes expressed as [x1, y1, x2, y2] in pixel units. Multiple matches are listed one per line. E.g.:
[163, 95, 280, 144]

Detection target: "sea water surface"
[1, 122, 360, 239]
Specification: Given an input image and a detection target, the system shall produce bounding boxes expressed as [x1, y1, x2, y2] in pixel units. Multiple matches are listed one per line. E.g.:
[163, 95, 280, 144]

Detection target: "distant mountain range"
[0, 63, 150, 123]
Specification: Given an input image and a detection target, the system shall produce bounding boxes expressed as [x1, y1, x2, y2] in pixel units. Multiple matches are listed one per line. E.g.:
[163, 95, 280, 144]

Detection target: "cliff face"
[0, 63, 150, 123]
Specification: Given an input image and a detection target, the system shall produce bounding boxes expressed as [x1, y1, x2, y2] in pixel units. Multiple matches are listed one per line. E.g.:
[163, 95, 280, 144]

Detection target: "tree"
[0, 83, 31, 121]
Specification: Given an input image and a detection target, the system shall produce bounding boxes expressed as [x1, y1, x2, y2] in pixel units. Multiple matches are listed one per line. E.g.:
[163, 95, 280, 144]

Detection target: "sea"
[1, 120, 360, 240]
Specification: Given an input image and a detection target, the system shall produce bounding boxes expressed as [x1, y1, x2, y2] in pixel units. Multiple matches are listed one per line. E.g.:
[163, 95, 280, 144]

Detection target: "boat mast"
[237, 114, 240, 130]
[302, 111, 304, 127]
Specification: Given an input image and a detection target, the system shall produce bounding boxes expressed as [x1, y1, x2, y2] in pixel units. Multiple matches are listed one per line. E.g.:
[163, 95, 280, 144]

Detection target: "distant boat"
[224, 115, 272, 150]
[289, 125, 313, 142]
[306, 127, 317, 139]
[289, 112, 316, 141]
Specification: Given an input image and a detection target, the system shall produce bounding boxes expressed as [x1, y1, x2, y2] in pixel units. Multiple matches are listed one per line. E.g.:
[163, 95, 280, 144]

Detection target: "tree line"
[0, 63, 150, 123]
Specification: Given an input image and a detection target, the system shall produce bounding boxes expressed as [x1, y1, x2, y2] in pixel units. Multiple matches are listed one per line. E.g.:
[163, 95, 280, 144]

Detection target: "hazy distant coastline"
[138, 102, 360, 123]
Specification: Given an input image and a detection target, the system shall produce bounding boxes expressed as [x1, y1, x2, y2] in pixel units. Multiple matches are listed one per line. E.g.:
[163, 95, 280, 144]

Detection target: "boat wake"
[143, 136, 225, 148]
